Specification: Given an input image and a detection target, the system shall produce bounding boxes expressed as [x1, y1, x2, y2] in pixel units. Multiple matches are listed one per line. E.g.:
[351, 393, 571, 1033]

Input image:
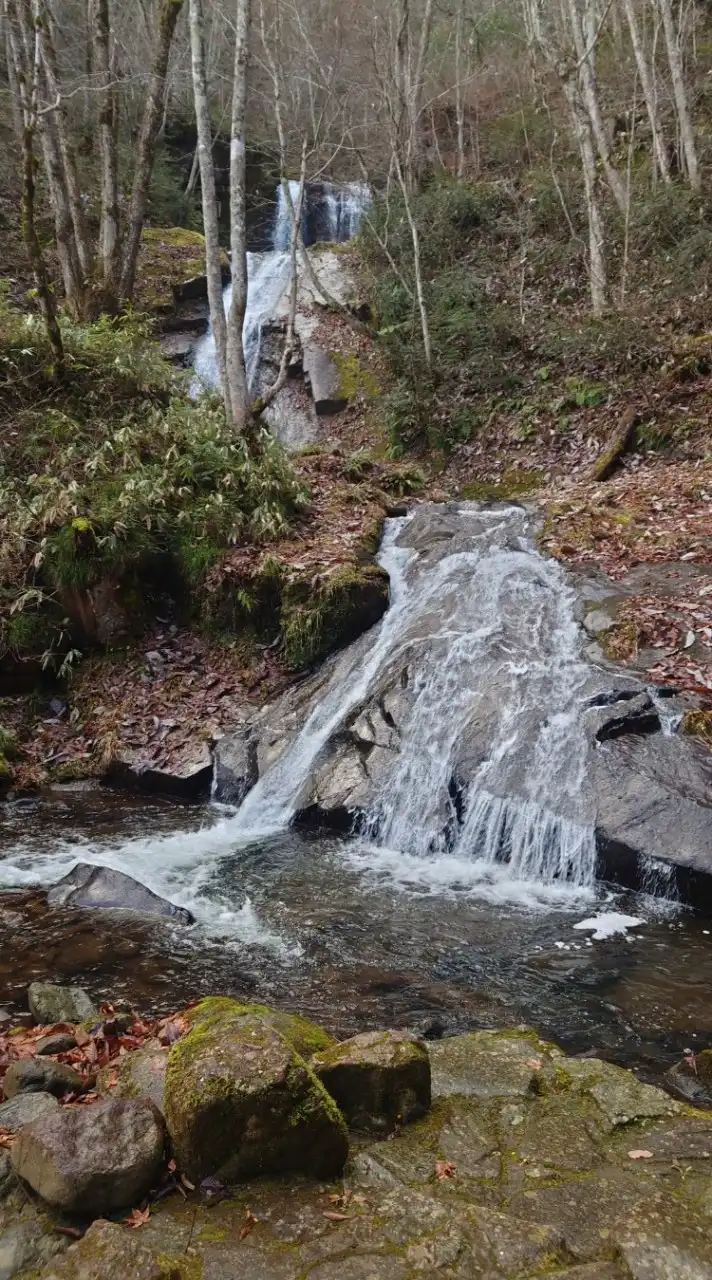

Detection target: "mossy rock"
[312, 1030, 431, 1133]
[461, 468, 544, 502]
[135, 226, 209, 312]
[281, 563, 390, 669]
[164, 999, 347, 1183]
[682, 709, 712, 751]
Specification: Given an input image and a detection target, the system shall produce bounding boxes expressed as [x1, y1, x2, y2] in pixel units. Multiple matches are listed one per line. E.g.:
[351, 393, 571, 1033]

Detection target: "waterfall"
[235, 505, 598, 890]
[190, 180, 369, 396]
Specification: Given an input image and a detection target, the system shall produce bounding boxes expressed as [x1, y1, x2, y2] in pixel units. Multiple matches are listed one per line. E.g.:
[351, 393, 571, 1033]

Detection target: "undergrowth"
[0, 298, 307, 669]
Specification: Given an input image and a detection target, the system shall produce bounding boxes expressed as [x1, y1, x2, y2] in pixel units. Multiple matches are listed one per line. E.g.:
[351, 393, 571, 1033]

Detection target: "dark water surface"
[1, 787, 711, 1086]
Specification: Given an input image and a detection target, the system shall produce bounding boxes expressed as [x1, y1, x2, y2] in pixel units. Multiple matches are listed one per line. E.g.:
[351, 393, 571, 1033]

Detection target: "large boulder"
[28, 982, 97, 1025]
[163, 998, 347, 1183]
[311, 1030, 431, 1133]
[47, 864, 194, 925]
[11, 1099, 165, 1214]
[3, 1058, 85, 1099]
[35, 1220, 167, 1280]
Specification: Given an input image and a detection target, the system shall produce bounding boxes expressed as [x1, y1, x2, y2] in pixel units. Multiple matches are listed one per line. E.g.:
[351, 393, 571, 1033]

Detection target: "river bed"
[1, 786, 711, 1087]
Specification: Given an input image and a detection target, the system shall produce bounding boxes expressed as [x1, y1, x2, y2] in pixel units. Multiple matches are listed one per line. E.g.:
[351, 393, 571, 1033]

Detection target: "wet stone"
[429, 1031, 555, 1100]
[311, 1029, 431, 1132]
[36, 1034, 77, 1056]
[0, 1092, 59, 1132]
[437, 1100, 500, 1180]
[27, 982, 98, 1025]
[561, 1057, 681, 1129]
[309, 1259, 407, 1280]
[98, 1039, 168, 1112]
[499, 1095, 604, 1175]
[2, 1058, 84, 1099]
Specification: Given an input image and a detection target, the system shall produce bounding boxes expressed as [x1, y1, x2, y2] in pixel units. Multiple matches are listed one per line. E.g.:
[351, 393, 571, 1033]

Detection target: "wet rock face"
[163, 998, 347, 1183]
[11, 1098, 165, 1215]
[215, 502, 712, 894]
[47, 864, 195, 925]
[312, 1030, 431, 1133]
[28, 982, 97, 1025]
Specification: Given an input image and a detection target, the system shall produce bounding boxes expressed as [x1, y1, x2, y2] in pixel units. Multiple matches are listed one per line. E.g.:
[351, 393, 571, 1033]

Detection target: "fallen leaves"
[627, 1149, 654, 1160]
[434, 1160, 456, 1180]
[124, 1206, 151, 1228]
[240, 1209, 257, 1239]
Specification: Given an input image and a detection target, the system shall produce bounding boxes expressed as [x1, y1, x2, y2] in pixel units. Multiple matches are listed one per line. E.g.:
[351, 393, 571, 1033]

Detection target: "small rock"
[11, 1099, 165, 1215]
[27, 982, 98, 1025]
[47, 865, 194, 925]
[34, 1219, 165, 1279]
[0, 1010, 13, 1031]
[0, 1093, 59, 1132]
[0, 1221, 48, 1280]
[312, 1030, 431, 1132]
[98, 1039, 168, 1112]
[36, 1034, 78, 1057]
[3, 1059, 85, 1099]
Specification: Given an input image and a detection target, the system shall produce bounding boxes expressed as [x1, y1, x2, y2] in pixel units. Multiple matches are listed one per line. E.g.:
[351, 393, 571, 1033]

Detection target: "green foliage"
[146, 143, 199, 230]
[0, 301, 308, 663]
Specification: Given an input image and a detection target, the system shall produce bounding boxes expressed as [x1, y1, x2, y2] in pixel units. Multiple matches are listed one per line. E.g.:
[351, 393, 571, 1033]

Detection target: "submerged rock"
[3, 1059, 85, 1099]
[27, 982, 97, 1025]
[11, 1099, 165, 1214]
[312, 1030, 431, 1132]
[163, 998, 347, 1182]
[47, 864, 194, 925]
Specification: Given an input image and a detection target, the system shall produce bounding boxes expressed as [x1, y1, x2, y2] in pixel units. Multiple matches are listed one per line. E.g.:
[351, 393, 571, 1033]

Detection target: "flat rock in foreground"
[32, 1028, 712, 1280]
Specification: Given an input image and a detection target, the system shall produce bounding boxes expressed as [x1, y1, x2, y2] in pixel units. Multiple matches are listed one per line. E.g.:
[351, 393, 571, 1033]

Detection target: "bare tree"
[655, 0, 700, 190]
[619, 0, 671, 183]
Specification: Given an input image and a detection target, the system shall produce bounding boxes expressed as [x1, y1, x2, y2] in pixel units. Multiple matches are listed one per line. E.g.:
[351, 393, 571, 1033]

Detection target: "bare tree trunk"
[564, 0, 628, 215]
[258, 144, 308, 412]
[454, 0, 467, 181]
[394, 0, 435, 191]
[568, 83, 607, 314]
[224, 0, 251, 433]
[6, 0, 64, 368]
[619, 0, 671, 182]
[656, 0, 700, 190]
[93, 0, 120, 306]
[119, 0, 185, 302]
[188, 0, 232, 421]
[35, 0, 93, 284]
[393, 154, 432, 364]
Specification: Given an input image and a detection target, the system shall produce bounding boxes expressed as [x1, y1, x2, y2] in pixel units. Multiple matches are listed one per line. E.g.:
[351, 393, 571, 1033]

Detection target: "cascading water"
[236, 505, 598, 893]
[190, 180, 370, 396]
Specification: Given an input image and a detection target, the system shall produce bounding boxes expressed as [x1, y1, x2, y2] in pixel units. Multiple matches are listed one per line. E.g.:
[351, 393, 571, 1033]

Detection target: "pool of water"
[1, 787, 711, 1086]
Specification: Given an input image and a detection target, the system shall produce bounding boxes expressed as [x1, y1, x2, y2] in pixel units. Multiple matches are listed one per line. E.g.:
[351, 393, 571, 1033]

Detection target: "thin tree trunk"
[393, 153, 432, 365]
[620, 0, 671, 182]
[565, 0, 628, 215]
[656, 0, 700, 190]
[93, 0, 120, 305]
[566, 80, 607, 314]
[188, 0, 231, 421]
[6, 0, 64, 368]
[224, 0, 251, 433]
[119, 0, 185, 302]
[35, 0, 93, 284]
[258, 144, 307, 412]
[455, 0, 466, 181]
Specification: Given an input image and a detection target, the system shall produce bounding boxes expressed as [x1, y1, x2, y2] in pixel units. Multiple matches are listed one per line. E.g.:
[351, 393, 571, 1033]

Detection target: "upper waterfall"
[232, 504, 599, 892]
[191, 180, 370, 396]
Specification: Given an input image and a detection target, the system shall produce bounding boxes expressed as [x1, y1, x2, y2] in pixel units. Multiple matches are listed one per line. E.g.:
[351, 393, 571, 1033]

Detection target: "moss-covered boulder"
[163, 999, 347, 1183]
[312, 1030, 431, 1133]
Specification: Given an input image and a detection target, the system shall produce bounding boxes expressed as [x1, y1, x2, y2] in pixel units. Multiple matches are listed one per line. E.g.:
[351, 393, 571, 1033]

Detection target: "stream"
[0, 787, 709, 1085]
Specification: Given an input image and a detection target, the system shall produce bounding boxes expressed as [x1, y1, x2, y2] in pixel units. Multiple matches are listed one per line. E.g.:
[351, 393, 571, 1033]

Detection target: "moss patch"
[682, 709, 712, 750]
[135, 226, 209, 311]
[281, 563, 389, 669]
[461, 467, 544, 502]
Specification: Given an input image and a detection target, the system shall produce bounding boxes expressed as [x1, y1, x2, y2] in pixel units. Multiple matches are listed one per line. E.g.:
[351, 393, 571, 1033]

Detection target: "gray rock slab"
[27, 982, 97, 1025]
[47, 864, 194, 925]
[0, 1093, 59, 1133]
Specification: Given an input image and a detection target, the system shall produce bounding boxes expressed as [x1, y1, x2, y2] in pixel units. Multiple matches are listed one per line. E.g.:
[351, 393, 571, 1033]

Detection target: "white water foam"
[573, 912, 645, 940]
[239, 504, 598, 903]
[0, 814, 300, 956]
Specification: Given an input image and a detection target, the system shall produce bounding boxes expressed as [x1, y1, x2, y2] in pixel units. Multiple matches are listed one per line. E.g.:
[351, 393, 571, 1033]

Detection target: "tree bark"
[93, 0, 121, 305]
[564, 0, 628, 215]
[224, 0, 251, 433]
[655, 0, 700, 190]
[119, 0, 185, 302]
[619, 0, 671, 183]
[188, 0, 232, 421]
[6, 0, 64, 369]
